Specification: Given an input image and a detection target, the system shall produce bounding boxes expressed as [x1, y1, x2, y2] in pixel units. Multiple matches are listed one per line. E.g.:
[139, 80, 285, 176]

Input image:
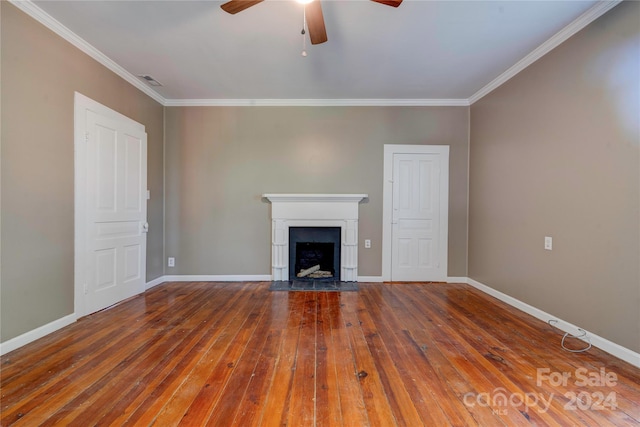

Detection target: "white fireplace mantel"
[263, 194, 367, 281]
[263, 194, 368, 204]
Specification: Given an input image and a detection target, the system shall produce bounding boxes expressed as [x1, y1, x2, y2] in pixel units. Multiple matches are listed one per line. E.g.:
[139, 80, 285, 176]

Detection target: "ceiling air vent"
[138, 75, 163, 87]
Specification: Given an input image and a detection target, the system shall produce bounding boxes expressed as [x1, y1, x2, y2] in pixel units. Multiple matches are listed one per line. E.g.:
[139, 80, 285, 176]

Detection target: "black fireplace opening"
[289, 227, 341, 281]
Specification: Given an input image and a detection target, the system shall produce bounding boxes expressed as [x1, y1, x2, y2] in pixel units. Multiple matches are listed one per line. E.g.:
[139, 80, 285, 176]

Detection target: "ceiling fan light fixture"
[301, 7, 308, 56]
[221, 0, 400, 46]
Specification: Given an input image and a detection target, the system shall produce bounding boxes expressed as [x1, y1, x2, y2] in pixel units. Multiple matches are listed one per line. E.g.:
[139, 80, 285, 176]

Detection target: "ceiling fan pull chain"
[301, 6, 308, 57]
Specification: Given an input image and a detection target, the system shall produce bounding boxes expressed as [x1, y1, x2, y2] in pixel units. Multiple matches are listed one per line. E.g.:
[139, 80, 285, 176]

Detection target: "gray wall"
[164, 106, 469, 277]
[1, 3, 165, 341]
[469, 1, 639, 352]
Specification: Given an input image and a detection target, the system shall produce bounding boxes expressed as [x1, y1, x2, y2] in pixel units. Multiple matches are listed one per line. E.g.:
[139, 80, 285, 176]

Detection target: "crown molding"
[9, 0, 166, 106]
[12, 0, 618, 108]
[163, 98, 470, 107]
[469, 0, 622, 105]
[11, 0, 468, 108]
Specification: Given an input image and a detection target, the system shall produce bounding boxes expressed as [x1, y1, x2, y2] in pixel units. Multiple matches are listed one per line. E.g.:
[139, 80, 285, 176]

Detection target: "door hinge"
[85, 131, 89, 143]
[83, 283, 88, 295]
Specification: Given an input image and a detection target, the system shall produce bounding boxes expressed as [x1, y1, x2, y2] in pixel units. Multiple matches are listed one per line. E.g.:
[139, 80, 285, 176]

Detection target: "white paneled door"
[75, 93, 147, 316]
[385, 146, 449, 282]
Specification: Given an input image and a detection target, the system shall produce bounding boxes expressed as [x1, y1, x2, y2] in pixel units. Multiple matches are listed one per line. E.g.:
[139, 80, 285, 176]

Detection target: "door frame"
[382, 144, 449, 282]
[74, 92, 146, 317]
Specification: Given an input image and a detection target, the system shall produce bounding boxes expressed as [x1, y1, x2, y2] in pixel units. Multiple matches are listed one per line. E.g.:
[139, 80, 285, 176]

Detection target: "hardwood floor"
[1, 282, 639, 426]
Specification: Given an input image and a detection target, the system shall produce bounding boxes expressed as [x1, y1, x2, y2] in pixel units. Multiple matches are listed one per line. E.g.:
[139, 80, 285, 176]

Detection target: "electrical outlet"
[364, 239, 371, 249]
[168, 257, 175, 267]
[544, 236, 553, 251]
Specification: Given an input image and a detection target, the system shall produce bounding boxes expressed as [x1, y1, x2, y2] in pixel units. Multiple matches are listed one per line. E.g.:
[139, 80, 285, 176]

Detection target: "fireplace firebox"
[289, 227, 341, 281]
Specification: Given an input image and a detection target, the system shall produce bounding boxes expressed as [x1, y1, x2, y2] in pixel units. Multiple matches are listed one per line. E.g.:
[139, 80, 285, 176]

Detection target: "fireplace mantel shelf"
[263, 194, 368, 203]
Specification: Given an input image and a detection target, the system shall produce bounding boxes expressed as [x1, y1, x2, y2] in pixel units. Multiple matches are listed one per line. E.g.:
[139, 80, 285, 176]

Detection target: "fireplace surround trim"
[263, 194, 367, 282]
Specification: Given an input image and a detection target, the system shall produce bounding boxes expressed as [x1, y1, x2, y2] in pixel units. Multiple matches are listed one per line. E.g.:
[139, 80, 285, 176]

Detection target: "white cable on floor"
[548, 319, 592, 353]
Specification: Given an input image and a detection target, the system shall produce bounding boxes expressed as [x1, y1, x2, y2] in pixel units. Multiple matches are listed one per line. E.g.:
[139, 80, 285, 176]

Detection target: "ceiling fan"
[220, 0, 403, 45]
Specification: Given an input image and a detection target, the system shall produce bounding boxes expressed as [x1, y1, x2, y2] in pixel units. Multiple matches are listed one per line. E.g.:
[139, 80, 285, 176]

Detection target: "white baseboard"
[145, 275, 167, 290]
[161, 274, 272, 282]
[158, 275, 384, 283]
[358, 276, 383, 282]
[466, 278, 640, 369]
[360, 277, 461, 283]
[0, 313, 76, 356]
[146, 274, 496, 285]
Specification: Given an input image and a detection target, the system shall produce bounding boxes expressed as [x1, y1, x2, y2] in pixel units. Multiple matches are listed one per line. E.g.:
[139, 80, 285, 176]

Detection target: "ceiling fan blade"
[305, 1, 328, 45]
[220, 0, 264, 14]
[370, 0, 402, 7]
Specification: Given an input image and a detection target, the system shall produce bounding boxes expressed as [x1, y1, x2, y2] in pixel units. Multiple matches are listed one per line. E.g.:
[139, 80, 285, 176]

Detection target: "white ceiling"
[25, 0, 616, 104]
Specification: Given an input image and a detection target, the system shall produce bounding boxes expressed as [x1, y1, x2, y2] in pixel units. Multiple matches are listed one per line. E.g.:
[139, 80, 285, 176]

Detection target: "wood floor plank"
[10, 328, 161, 426]
[358, 287, 464, 426]
[166, 288, 269, 425]
[230, 329, 284, 426]
[57, 287, 224, 426]
[119, 285, 255, 426]
[28, 286, 216, 426]
[370, 285, 481, 427]
[324, 292, 370, 427]
[355, 292, 428, 426]
[127, 284, 257, 425]
[94, 284, 237, 426]
[341, 290, 399, 426]
[256, 291, 306, 427]
[0, 325, 124, 409]
[397, 284, 635, 426]
[390, 284, 526, 426]
[230, 291, 292, 426]
[419, 285, 615, 426]
[2, 281, 639, 426]
[425, 284, 640, 426]
[398, 284, 565, 426]
[315, 292, 342, 427]
[204, 290, 281, 426]
[0, 293, 155, 405]
[285, 293, 319, 426]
